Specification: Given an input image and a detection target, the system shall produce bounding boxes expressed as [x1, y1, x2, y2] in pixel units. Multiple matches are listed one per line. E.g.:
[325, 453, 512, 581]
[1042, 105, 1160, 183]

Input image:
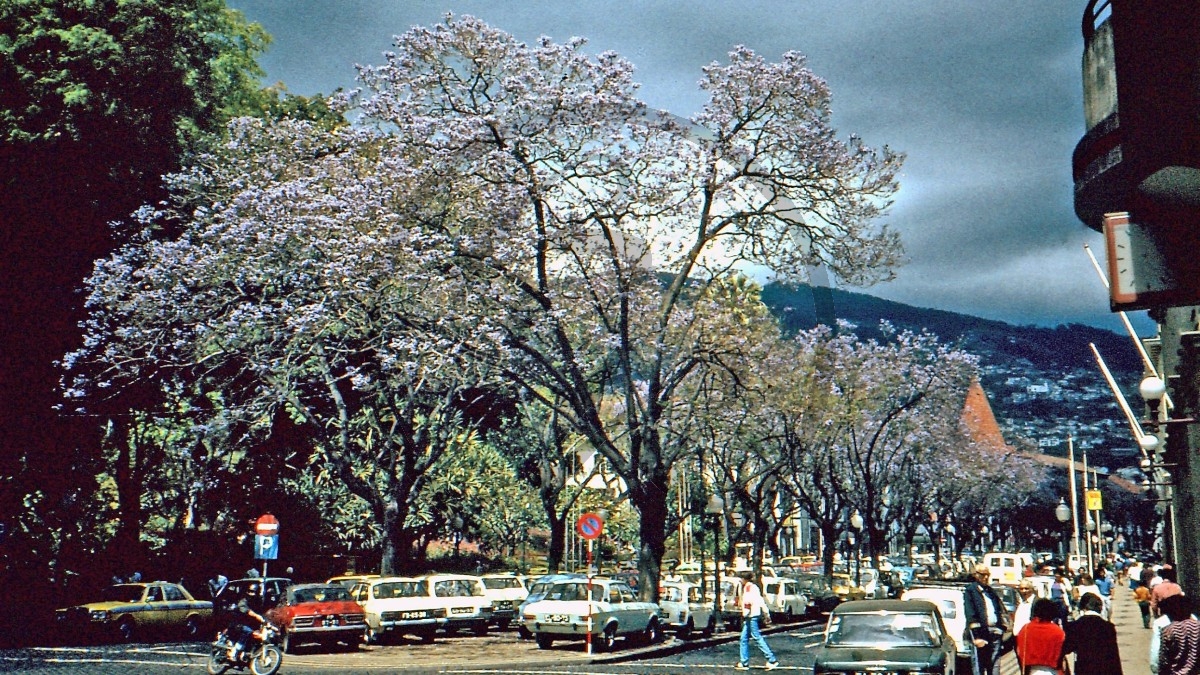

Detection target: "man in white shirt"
[735, 571, 780, 671]
[1013, 579, 1037, 637]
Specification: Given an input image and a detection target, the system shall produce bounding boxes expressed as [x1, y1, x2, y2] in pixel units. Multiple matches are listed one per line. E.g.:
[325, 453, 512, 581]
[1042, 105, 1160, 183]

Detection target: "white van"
[983, 552, 1032, 587]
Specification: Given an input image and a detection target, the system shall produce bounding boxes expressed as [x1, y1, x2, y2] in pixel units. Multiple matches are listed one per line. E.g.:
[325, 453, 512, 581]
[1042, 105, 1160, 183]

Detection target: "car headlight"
[89, 610, 110, 621]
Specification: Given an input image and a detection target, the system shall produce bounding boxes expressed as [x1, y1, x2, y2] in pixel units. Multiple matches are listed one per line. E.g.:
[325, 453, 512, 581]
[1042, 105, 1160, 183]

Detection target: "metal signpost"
[575, 512, 605, 654]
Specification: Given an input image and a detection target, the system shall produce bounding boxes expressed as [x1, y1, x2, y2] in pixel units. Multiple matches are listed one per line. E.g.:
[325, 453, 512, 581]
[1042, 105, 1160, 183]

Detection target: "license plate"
[546, 614, 570, 623]
[401, 611, 428, 620]
[451, 607, 474, 615]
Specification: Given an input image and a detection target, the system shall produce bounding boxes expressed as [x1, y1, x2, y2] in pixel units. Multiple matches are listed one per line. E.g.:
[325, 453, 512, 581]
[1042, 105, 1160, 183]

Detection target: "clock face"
[1102, 212, 1199, 311]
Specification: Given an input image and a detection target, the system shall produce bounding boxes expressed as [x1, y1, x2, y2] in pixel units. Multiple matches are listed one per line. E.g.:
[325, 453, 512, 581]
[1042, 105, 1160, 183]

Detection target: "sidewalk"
[1111, 581, 1152, 675]
[999, 581, 1152, 675]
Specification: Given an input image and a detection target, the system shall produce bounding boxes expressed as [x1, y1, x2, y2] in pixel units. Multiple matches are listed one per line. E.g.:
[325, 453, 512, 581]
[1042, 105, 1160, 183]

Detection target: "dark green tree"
[0, 0, 276, 646]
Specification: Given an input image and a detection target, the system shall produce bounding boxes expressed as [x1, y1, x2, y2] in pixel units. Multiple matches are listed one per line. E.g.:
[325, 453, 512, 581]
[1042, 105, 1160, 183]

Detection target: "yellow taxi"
[55, 581, 212, 642]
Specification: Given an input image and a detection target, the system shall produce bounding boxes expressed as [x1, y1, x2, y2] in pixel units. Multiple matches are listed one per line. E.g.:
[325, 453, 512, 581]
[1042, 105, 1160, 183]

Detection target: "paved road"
[0, 616, 1033, 675]
[0, 621, 820, 674]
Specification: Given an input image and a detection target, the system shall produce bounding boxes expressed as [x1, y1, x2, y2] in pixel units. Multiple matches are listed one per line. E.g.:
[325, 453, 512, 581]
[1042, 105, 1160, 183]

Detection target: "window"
[164, 586, 184, 602]
[145, 587, 163, 603]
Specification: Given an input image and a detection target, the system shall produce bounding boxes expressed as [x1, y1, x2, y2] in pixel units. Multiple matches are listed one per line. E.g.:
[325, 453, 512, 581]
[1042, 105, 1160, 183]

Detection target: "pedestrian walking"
[1136, 580, 1154, 629]
[1158, 594, 1200, 675]
[1051, 571, 1072, 624]
[1129, 560, 1145, 591]
[965, 563, 1008, 675]
[1096, 568, 1114, 619]
[1017, 598, 1068, 675]
[1151, 594, 1194, 675]
[734, 571, 779, 671]
[1063, 592, 1123, 675]
[1153, 567, 1184, 618]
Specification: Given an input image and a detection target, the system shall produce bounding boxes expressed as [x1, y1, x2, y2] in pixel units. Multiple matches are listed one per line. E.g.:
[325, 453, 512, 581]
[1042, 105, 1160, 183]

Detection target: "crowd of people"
[1004, 557, 1198, 675]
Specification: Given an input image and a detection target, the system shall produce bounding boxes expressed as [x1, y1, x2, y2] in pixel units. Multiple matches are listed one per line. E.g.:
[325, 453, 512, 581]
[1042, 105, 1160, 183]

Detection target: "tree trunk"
[380, 499, 401, 575]
[110, 418, 145, 574]
[546, 511, 565, 572]
[631, 472, 669, 602]
[820, 521, 839, 581]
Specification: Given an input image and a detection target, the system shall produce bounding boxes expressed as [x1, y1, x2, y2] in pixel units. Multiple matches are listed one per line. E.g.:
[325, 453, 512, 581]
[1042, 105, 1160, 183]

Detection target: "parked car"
[350, 576, 440, 644]
[516, 573, 584, 639]
[761, 577, 809, 622]
[266, 583, 367, 653]
[831, 573, 868, 602]
[480, 573, 528, 630]
[424, 574, 493, 636]
[813, 600, 958, 675]
[796, 574, 841, 616]
[327, 573, 380, 589]
[901, 584, 975, 672]
[657, 580, 715, 639]
[521, 578, 662, 651]
[55, 581, 212, 643]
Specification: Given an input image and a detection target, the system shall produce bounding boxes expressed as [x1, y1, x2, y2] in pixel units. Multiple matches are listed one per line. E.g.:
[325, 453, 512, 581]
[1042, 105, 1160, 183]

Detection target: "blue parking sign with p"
[255, 534, 279, 560]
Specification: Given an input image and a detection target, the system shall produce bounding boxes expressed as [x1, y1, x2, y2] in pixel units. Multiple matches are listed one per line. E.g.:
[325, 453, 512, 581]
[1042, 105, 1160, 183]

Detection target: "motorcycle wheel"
[206, 648, 228, 675]
[249, 644, 282, 675]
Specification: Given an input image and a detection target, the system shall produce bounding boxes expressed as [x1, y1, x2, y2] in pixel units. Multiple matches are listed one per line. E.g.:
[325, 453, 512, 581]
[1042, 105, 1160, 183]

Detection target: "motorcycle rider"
[226, 586, 267, 662]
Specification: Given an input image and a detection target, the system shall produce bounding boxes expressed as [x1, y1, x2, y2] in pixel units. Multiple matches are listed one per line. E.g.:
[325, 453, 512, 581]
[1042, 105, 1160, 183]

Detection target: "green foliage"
[0, 0, 270, 149]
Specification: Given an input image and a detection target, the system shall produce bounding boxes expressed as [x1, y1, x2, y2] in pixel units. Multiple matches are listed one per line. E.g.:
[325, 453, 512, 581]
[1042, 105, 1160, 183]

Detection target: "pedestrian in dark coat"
[1063, 592, 1123, 675]
[965, 564, 1008, 675]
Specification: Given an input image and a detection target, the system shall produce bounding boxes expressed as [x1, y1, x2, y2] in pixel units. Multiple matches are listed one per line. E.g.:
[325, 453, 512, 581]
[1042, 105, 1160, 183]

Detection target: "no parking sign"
[575, 512, 605, 540]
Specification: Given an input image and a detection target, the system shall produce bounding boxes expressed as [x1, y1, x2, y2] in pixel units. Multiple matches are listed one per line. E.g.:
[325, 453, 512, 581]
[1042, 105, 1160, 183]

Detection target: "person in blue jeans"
[736, 571, 779, 671]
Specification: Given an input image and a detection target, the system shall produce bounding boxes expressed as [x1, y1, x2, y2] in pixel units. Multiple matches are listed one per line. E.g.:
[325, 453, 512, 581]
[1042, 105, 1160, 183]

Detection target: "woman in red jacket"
[1018, 598, 1068, 675]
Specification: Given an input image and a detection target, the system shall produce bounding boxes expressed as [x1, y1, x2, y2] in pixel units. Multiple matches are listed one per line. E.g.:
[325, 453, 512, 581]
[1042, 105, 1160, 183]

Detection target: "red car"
[266, 583, 367, 653]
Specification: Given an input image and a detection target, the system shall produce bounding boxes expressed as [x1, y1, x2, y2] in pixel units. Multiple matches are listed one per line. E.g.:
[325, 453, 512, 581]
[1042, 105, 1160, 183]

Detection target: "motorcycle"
[207, 621, 283, 675]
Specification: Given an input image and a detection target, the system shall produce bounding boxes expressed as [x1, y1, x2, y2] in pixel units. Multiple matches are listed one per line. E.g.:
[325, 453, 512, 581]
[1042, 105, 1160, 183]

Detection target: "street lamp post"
[705, 493, 726, 633]
[850, 510, 864, 587]
[1056, 498, 1072, 560]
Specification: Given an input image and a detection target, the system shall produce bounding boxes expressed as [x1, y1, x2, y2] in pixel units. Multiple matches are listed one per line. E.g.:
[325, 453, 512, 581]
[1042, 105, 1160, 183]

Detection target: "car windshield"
[291, 586, 351, 603]
[660, 586, 685, 603]
[545, 582, 603, 602]
[100, 585, 145, 603]
[827, 611, 940, 648]
[433, 579, 484, 598]
[483, 578, 522, 590]
[375, 580, 426, 598]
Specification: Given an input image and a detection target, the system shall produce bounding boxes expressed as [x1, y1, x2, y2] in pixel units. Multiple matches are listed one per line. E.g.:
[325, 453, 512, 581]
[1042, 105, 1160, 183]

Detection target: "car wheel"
[116, 618, 135, 642]
[642, 619, 662, 645]
[472, 622, 488, 637]
[517, 624, 532, 640]
[701, 616, 715, 638]
[599, 624, 618, 652]
[784, 607, 794, 623]
[535, 633, 554, 649]
[677, 617, 693, 640]
[184, 615, 202, 639]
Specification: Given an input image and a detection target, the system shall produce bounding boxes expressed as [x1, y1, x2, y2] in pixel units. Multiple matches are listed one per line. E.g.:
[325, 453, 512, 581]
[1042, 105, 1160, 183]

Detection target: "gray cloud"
[228, 0, 1144, 332]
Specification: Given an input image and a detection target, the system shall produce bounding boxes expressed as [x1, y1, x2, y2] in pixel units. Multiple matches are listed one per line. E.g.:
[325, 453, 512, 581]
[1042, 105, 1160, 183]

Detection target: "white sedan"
[521, 578, 662, 651]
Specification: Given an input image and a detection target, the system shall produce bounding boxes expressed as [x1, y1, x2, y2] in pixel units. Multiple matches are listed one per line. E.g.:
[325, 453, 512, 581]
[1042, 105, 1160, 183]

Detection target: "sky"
[226, 0, 1151, 334]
